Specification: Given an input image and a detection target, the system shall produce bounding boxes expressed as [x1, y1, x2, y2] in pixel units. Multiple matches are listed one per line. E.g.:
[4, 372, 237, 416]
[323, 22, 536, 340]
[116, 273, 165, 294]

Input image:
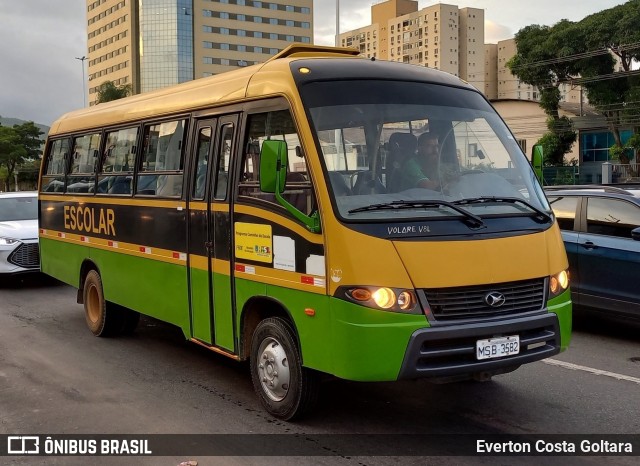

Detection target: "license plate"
[476, 335, 520, 360]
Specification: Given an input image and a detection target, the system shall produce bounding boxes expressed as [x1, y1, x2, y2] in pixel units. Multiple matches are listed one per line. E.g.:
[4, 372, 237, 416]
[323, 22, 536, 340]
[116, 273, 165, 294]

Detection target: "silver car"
[0, 191, 40, 275]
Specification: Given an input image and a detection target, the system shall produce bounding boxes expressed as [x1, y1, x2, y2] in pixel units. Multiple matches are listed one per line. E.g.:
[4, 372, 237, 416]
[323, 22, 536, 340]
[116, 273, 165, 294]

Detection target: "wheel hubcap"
[257, 337, 290, 401]
[86, 284, 100, 323]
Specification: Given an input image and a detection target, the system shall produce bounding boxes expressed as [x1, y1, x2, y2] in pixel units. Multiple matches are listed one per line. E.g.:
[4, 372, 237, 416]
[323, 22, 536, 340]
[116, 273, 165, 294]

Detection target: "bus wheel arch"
[240, 297, 298, 361]
[241, 298, 319, 420]
[78, 261, 140, 336]
[77, 259, 100, 304]
[81, 267, 122, 337]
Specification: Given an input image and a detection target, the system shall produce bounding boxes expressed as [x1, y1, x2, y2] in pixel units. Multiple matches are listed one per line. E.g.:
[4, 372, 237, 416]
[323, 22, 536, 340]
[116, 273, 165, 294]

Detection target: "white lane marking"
[544, 358, 640, 385]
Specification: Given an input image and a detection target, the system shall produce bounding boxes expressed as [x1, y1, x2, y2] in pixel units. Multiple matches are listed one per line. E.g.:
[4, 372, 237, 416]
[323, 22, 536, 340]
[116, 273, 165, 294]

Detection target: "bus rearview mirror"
[260, 140, 288, 193]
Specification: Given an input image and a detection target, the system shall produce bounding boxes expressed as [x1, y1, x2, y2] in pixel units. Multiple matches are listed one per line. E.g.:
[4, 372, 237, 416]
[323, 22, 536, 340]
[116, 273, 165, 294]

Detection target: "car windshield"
[300, 80, 549, 222]
[0, 195, 38, 221]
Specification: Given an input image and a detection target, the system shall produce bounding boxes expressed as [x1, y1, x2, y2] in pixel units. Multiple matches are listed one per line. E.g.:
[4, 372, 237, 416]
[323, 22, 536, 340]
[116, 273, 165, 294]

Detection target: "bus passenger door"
[187, 116, 237, 352]
[208, 115, 237, 351]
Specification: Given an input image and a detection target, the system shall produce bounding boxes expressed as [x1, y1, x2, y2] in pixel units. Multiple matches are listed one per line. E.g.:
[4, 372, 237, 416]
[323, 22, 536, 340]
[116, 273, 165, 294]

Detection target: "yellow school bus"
[39, 45, 571, 420]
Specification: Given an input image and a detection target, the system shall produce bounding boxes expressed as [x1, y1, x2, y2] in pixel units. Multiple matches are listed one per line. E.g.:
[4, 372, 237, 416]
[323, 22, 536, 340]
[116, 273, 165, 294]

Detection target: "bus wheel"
[250, 317, 319, 420]
[83, 270, 121, 337]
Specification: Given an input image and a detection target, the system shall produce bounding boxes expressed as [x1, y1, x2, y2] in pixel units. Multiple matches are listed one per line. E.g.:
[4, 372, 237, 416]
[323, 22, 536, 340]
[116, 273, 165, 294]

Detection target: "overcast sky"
[0, 0, 628, 127]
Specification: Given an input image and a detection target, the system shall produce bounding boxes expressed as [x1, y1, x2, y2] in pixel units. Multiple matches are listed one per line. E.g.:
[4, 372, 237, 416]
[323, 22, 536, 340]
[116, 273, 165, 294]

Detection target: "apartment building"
[484, 43, 498, 99]
[338, 1, 485, 91]
[86, 0, 313, 105]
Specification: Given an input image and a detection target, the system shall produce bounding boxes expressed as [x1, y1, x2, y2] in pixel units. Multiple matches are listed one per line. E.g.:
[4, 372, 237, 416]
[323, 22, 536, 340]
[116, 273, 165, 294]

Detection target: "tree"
[0, 122, 43, 191]
[96, 80, 132, 103]
[0, 126, 27, 191]
[13, 121, 44, 159]
[506, 21, 582, 165]
[576, 1, 640, 159]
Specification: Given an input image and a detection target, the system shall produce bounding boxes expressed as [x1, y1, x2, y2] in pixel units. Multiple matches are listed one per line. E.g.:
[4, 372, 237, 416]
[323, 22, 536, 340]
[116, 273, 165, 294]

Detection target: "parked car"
[545, 185, 640, 320]
[0, 191, 40, 275]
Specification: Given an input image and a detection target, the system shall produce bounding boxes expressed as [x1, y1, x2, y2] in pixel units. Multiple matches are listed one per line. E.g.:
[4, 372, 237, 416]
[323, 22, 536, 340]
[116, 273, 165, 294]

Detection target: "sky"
[0, 0, 629, 127]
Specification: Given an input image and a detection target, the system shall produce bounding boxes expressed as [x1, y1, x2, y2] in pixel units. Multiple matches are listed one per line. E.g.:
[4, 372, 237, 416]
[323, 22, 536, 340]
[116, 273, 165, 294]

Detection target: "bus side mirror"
[532, 144, 544, 184]
[259, 139, 288, 194]
[259, 139, 321, 233]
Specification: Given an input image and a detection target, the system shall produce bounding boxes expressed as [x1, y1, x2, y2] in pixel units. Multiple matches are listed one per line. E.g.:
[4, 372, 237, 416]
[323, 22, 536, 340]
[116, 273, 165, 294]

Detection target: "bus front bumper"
[397, 312, 560, 381]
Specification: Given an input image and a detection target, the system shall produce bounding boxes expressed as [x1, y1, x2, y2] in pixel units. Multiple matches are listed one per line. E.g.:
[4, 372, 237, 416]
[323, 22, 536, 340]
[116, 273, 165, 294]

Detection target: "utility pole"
[75, 56, 88, 107]
[335, 0, 340, 46]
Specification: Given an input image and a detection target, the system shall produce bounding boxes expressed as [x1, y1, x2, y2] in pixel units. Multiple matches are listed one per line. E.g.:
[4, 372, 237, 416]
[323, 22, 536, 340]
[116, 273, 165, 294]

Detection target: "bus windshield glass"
[300, 80, 550, 222]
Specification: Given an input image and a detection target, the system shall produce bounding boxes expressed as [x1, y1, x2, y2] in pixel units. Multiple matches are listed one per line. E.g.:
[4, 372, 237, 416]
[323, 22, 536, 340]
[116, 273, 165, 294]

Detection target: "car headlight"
[549, 269, 570, 298]
[338, 286, 420, 314]
[0, 237, 19, 246]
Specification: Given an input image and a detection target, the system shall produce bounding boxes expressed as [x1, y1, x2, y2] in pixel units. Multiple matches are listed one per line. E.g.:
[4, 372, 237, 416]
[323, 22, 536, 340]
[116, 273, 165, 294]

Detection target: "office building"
[86, 0, 313, 105]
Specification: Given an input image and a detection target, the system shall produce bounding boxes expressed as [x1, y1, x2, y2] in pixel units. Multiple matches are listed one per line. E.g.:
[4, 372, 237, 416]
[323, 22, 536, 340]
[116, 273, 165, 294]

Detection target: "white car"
[0, 191, 40, 275]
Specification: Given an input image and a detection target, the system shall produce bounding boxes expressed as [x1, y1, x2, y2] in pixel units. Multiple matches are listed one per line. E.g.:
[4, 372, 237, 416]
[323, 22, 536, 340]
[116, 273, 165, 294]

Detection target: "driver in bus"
[399, 131, 459, 191]
[398, 132, 442, 191]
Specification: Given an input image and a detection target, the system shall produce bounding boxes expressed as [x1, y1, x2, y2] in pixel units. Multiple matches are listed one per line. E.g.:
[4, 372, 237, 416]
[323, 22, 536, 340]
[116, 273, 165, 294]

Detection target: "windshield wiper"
[452, 196, 552, 223]
[348, 200, 486, 229]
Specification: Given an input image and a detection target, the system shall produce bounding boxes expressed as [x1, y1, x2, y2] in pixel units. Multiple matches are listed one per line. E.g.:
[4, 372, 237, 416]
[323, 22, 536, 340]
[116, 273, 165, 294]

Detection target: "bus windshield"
[301, 80, 550, 222]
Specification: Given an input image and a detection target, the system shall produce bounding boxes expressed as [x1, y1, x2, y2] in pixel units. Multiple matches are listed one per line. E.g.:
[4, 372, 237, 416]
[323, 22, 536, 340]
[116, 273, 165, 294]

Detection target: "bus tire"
[250, 317, 319, 420]
[83, 270, 122, 337]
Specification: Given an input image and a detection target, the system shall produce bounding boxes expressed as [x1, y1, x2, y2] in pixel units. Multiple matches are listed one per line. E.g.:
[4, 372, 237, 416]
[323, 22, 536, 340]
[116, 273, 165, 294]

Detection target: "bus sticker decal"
[305, 254, 325, 277]
[301, 276, 325, 287]
[235, 264, 256, 274]
[273, 236, 296, 272]
[234, 222, 273, 263]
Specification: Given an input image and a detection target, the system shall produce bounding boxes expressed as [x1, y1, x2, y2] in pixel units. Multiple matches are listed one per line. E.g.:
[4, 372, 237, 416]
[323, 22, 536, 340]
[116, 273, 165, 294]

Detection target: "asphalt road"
[1, 275, 639, 465]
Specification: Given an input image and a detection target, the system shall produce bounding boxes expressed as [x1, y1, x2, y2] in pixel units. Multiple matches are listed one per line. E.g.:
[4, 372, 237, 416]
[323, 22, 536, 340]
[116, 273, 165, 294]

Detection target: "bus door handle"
[204, 241, 213, 252]
[580, 241, 597, 250]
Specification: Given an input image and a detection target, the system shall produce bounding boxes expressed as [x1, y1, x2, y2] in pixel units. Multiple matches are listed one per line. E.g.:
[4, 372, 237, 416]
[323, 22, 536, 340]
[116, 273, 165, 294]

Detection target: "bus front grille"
[8, 243, 40, 269]
[424, 278, 545, 321]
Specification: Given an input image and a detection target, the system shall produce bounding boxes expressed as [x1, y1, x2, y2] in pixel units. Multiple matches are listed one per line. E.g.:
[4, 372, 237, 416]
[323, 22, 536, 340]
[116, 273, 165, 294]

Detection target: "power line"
[509, 41, 640, 70]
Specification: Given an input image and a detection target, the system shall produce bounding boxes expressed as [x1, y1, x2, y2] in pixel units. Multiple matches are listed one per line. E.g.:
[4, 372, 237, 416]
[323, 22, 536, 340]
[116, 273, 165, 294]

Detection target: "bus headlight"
[339, 286, 419, 314]
[371, 287, 396, 309]
[549, 269, 570, 298]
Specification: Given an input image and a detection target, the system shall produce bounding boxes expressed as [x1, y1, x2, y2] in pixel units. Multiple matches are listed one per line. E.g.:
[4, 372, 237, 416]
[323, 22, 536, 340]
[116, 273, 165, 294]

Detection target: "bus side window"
[192, 127, 212, 201]
[137, 119, 187, 197]
[67, 132, 101, 193]
[41, 138, 71, 193]
[213, 123, 233, 201]
[237, 110, 315, 216]
[97, 127, 138, 195]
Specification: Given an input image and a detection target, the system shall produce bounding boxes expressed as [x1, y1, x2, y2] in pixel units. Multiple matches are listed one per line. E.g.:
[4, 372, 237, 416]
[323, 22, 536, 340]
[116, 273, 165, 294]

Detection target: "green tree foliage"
[576, 2, 640, 152]
[0, 122, 43, 191]
[0, 126, 27, 191]
[508, 1, 640, 165]
[13, 121, 44, 159]
[506, 21, 583, 165]
[96, 80, 132, 103]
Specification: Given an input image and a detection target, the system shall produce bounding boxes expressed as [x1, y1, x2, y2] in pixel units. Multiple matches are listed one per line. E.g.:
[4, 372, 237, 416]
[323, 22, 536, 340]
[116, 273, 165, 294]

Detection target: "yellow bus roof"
[49, 44, 360, 136]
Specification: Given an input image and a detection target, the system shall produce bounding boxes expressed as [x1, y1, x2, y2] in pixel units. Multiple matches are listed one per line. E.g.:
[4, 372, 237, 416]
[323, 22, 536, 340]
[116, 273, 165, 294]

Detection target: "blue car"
[545, 185, 640, 320]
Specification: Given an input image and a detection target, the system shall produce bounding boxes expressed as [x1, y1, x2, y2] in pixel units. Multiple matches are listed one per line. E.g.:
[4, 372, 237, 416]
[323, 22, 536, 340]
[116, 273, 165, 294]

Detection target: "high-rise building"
[86, 0, 313, 105]
[338, 1, 485, 92]
[484, 43, 498, 100]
